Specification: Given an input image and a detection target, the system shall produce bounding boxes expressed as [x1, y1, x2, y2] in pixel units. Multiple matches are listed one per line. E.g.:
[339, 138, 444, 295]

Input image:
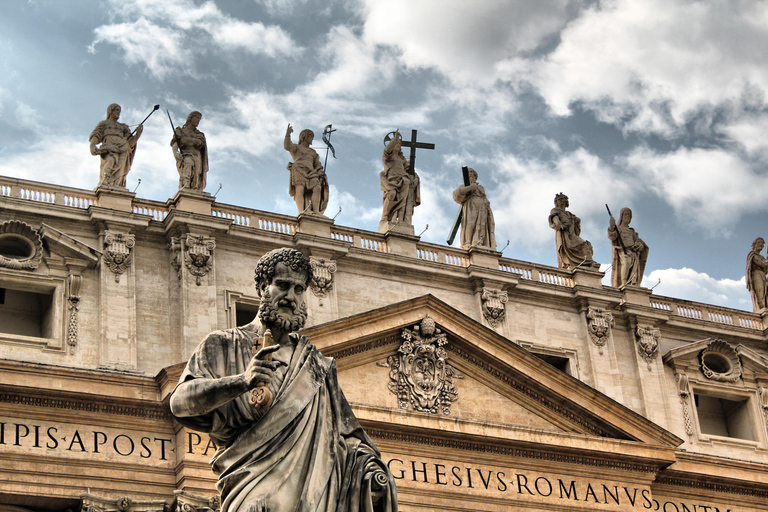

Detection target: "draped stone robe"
[172, 328, 398, 512]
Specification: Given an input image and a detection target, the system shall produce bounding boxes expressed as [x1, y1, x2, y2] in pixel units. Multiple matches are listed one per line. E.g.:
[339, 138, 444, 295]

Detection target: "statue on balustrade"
[89, 103, 143, 188]
[171, 111, 208, 192]
[746, 237, 768, 312]
[284, 124, 328, 215]
[170, 247, 398, 512]
[608, 207, 649, 287]
[548, 193, 598, 269]
[380, 131, 419, 225]
[452, 168, 496, 250]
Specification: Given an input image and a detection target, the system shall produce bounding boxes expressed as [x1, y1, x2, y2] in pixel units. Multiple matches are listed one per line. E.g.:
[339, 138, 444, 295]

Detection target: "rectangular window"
[695, 393, 755, 441]
[235, 302, 259, 327]
[0, 287, 54, 338]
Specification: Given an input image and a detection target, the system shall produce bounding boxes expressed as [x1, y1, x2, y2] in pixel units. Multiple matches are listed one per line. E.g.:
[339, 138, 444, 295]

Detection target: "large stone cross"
[398, 130, 434, 226]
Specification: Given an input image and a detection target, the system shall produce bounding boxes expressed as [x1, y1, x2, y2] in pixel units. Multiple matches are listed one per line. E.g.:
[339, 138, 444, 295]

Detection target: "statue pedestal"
[468, 246, 502, 270]
[94, 186, 135, 212]
[297, 213, 334, 237]
[378, 220, 414, 236]
[621, 284, 652, 307]
[382, 229, 419, 258]
[572, 266, 605, 288]
[168, 190, 214, 215]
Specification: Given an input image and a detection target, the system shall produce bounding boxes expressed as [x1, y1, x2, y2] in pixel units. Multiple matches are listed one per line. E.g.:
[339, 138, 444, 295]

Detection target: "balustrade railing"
[132, 201, 168, 221]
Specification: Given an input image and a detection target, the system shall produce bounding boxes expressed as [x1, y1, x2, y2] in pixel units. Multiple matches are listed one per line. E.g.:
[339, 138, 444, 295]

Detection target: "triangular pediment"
[303, 294, 682, 458]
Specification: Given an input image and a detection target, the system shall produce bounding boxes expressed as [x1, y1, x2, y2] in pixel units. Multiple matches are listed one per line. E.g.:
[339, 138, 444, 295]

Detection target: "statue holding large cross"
[379, 129, 434, 234]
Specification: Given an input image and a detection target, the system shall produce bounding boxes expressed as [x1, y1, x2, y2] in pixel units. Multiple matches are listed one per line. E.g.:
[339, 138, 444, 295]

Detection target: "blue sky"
[1, 0, 767, 311]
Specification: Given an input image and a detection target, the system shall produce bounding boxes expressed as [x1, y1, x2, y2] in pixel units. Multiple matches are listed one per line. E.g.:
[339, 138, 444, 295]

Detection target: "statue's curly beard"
[258, 288, 307, 332]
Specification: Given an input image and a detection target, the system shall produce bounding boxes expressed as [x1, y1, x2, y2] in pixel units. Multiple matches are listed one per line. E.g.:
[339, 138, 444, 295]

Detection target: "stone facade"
[2, 176, 768, 511]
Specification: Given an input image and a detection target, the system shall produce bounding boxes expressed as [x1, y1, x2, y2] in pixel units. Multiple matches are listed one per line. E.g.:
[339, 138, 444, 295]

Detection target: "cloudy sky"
[1, 0, 766, 311]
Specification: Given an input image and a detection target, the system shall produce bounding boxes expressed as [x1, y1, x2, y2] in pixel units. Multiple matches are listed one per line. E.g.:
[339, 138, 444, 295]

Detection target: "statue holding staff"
[452, 167, 496, 250]
[284, 124, 328, 215]
[607, 206, 649, 287]
[746, 237, 768, 311]
[89, 103, 143, 188]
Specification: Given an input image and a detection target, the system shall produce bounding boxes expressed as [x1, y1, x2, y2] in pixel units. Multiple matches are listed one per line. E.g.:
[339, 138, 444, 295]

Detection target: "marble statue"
[607, 207, 649, 287]
[548, 193, 598, 269]
[452, 168, 496, 250]
[171, 111, 208, 192]
[746, 237, 768, 312]
[170, 248, 398, 512]
[89, 103, 143, 188]
[380, 131, 419, 225]
[284, 124, 328, 215]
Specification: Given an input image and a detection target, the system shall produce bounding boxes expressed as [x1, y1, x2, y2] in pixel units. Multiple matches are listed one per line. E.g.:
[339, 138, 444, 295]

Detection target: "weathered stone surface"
[90, 104, 142, 188]
[380, 131, 419, 227]
[284, 124, 328, 215]
[747, 237, 768, 312]
[171, 111, 208, 192]
[608, 207, 649, 287]
[548, 193, 598, 269]
[452, 168, 495, 250]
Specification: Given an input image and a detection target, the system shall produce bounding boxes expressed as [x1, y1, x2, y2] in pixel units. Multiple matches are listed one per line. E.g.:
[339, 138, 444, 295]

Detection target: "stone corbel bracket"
[309, 256, 337, 298]
[676, 373, 694, 437]
[586, 306, 614, 353]
[635, 324, 661, 369]
[481, 287, 508, 328]
[103, 231, 135, 283]
[183, 234, 216, 286]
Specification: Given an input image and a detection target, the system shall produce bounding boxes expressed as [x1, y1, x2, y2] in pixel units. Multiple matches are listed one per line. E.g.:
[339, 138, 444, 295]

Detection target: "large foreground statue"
[607, 207, 649, 287]
[284, 124, 329, 215]
[746, 237, 768, 312]
[380, 131, 419, 225]
[170, 248, 397, 512]
[548, 193, 598, 269]
[89, 103, 143, 188]
[452, 168, 496, 250]
[172, 111, 208, 192]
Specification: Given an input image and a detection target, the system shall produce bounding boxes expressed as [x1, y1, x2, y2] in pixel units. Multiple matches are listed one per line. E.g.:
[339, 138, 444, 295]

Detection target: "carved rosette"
[676, 373, 694, 437]
[0, 220, 44, 270]
[635, 325, 660, 368]
[481, 287, 508, 328]
[309, 257, 337, 298]
[67, 274, 82, 354]
[184, 234, 216, 286]
[586, 306, 613, 352]
[384, 314, 460, 414]
[103, 231, 135, 282]
[699, 339, 742, 382]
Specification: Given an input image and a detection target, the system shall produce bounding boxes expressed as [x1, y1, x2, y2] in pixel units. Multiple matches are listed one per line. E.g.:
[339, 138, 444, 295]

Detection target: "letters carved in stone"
[384, 314, 460, 414]
[635, 325, 660, 368]
[309, 257, 336, 297]
[481, 287, 508, 328]
[586, 306, 613, 352]
[103, 231, 135, 282]
[184, 234, 215, 286]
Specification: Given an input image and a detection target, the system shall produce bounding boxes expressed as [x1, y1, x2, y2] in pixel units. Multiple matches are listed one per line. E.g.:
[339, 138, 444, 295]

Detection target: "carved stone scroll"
[635, 325, 660, 368]
[184, 234, 216, 285]
[699, 339, 741, 382]
[103, 231, 135, 282]
[173, 490, 220, 512]
[586, 306, 613, 353]
[481, 287, 508, 328]
[309, 257, 337, 297]
[383, 314, 460, 414]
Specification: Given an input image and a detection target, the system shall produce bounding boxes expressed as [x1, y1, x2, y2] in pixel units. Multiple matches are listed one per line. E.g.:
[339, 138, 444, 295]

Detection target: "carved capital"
[382, 314, 461, 414]
[635, 325, 660, 367]
[309, 257, 337, 297]
[173, 490, 220, 512]
[184, 234, 216, 285]
[586, 306, 614, 351]
[103, 231, 135, 282]
[481, 287, 508, 328]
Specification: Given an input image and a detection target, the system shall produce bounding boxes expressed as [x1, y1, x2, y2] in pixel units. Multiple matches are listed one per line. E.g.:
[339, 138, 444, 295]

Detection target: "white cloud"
[491, 148, 634, 254]
[643, 267, 750, 311]
[361, 0, 573, 85]
[506, 0, 768, 137]
[624, 146, 768, 236]
[90, 0, 298, 79]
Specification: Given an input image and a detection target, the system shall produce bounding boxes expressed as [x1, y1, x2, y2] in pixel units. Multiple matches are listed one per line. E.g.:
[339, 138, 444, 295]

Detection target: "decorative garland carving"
[309, 257, 336, 298]
[67, 274, 82, 354]
[481, 287, 508, 328]
[184, 234, 216, 285]
[382, 315, 460, 414]
[635, 325, 660, 369]
[699, 339, 741, 382]
[586, 306, 613, 353]
[0, 220, 44, 270]
[676, 373, 694, 437]
[103, 231, 135, 282]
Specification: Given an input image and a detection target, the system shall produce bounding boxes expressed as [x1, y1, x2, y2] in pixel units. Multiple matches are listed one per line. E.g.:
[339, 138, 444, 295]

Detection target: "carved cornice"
[0, 390, 170, 421]
[655, 476, 768, 499]
[323, 332, 401, 359]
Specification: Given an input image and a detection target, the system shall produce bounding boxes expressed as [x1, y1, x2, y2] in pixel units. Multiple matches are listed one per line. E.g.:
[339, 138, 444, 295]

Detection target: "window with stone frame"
[693, 391, 756, 441]
[0, 273, 64, 349]
[520, 341, 579, 378]
[225, 290, 260, 328]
